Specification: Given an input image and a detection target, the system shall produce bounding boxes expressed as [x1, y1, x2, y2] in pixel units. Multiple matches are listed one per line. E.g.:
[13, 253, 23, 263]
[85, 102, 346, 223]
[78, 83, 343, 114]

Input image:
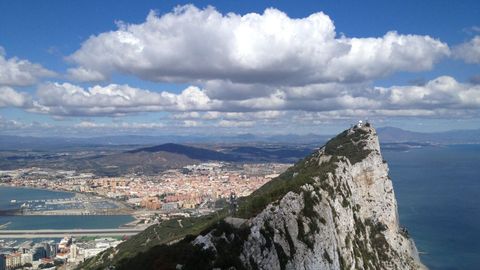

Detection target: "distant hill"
[90, 150, 197, 176]
[126, 143, 314, 163]
[127, 143, 237, 161]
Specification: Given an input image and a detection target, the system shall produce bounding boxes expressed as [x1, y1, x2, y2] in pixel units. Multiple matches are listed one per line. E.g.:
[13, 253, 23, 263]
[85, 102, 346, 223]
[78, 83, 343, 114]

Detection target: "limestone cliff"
[234, 125, 425, 269]
[80, 125, 425, 270]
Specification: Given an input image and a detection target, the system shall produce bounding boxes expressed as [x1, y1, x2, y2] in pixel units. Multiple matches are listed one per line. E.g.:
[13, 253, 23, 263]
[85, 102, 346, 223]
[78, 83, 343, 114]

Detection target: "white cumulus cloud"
[66, 67, 107, 82]
[0, 86, 31, 107]
[74, 120, 165, 129]
[0, 47, 56, 86]
[67, 5, 449, 85]
[453, 36, 480, 64]
[34, 82, 218, 116]
[29, 75, 480, 119]
[379, 76, 480, 109]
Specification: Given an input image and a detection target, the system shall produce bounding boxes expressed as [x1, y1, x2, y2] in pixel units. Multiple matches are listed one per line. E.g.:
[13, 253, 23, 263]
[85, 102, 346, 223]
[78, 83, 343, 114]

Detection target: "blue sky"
[0, 0, 479, 136]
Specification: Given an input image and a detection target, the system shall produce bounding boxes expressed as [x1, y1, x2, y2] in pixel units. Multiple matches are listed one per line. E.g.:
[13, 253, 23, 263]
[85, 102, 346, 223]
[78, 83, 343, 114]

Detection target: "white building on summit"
[355, 120, 371, 129]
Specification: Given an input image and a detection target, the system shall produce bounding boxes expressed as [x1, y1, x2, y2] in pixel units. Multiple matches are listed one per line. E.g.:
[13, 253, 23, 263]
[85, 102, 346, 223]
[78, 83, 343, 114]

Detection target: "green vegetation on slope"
[110, 220, 251, 270]
[79, 210, 228, 270]
[235, 127, 372, 219]
[234, 152, 338, 219]
[324, 128, 372, 165]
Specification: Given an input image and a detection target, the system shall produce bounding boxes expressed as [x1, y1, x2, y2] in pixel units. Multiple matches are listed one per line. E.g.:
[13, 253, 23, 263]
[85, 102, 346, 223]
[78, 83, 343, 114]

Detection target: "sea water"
[384, 144, 480, 270]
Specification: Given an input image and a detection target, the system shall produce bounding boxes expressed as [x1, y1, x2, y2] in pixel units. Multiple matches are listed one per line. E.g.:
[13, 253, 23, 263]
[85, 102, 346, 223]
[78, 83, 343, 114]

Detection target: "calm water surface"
[384, 145, 480, 270]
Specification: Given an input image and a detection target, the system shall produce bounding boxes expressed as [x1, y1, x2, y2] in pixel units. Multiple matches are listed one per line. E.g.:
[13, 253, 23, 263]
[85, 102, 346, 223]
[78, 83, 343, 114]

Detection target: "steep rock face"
[193, 126, 424, 270]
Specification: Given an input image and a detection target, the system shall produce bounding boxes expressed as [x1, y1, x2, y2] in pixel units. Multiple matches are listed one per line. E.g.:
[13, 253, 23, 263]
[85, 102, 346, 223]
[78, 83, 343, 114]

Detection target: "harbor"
[7, 193, 132, 216]
[0, 186, 136, 232]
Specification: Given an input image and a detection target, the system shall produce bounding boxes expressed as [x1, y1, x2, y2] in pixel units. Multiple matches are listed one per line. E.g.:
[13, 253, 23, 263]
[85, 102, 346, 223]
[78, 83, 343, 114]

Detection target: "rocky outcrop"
[193, 126, 425, 270]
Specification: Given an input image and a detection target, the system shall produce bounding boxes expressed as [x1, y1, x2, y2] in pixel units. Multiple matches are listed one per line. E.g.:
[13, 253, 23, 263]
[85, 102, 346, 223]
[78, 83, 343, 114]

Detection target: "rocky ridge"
[233, 125, 425, 269]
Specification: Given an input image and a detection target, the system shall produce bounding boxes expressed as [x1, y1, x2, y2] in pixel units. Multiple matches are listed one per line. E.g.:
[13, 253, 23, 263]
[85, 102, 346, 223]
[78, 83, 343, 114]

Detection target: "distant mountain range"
[0, 133, 329, 151]
[1, 126, 479, 151]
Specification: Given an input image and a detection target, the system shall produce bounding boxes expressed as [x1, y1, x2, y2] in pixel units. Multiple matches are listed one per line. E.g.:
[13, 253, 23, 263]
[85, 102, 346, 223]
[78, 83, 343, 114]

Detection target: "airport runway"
[0, 228, 143, 238]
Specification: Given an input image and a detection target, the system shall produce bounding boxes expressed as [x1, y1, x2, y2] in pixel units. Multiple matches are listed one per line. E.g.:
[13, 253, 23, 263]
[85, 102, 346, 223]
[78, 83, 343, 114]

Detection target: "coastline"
[0, 183, 75, 197]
